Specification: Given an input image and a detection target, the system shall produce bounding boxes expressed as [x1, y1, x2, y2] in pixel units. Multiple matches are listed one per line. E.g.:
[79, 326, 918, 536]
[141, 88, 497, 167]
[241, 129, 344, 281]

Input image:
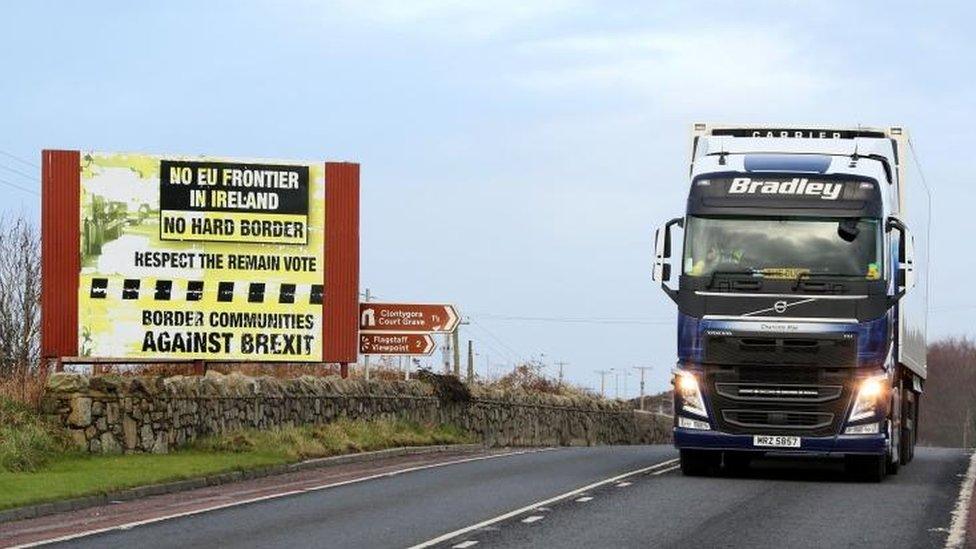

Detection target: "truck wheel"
[847, 454, 886, 482]
[900, 387, 916, 465]
[680, 449, 720, 476]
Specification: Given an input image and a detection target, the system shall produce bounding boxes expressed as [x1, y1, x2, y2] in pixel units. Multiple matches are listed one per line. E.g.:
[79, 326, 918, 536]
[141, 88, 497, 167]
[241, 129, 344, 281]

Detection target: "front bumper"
[674, 427, 886, 455]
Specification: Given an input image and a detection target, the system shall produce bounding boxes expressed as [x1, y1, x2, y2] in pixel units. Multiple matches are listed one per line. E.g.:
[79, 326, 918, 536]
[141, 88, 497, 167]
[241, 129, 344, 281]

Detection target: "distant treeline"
[919, 338, 976, 448]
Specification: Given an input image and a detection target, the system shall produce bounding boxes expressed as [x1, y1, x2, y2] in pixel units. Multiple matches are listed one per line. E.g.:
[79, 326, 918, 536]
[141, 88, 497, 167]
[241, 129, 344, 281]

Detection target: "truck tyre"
[900, 387, 917, 465]
[680, 449, 720, 476]
[847, 454, 886, 482]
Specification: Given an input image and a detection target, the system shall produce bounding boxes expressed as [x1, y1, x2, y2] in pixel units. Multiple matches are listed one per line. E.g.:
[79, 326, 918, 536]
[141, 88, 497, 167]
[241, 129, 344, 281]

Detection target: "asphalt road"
[39, 446, 973, 549]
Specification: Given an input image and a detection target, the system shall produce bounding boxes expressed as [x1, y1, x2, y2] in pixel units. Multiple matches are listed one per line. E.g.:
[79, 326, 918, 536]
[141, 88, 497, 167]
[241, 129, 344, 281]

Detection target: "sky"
[2, 1, 975, 397]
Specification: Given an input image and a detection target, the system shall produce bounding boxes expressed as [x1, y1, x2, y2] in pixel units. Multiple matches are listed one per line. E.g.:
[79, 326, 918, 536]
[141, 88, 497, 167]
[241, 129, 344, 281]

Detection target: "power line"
[470, 334, 516, 366]
[473, 313, 671, 326]
[0, 162, 39, 183]
[0, 176, 39, 196]
[0, 149, 39, 170]
[470, 329, 519, 366]
[467, 317, 522, 363]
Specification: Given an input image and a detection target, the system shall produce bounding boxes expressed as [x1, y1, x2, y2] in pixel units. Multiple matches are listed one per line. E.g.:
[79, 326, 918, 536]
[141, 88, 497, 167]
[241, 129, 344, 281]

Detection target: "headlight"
[848, 375, 886, 423]
[675, 371, 708, 418]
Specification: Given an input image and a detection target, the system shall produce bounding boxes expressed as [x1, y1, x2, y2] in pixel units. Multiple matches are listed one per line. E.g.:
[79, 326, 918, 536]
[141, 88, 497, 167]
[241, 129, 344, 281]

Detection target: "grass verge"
[0, 397, 69, 473]
[0, 416, 473, 511]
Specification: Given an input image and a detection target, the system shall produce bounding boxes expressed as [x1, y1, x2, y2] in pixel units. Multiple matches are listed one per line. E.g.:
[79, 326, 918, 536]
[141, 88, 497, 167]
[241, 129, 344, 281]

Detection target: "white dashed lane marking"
[452, 541, 479, 548]
[616, 481, 632, 487]
[410, 457, 679, 548]
[521, 516, 545, 524]
[575, 496, 594, 503]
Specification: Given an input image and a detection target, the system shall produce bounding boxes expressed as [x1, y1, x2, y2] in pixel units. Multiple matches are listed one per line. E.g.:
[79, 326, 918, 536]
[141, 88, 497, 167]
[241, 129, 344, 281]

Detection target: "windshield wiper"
[792, 272, 866, 292]
[707, 269, 764, 290]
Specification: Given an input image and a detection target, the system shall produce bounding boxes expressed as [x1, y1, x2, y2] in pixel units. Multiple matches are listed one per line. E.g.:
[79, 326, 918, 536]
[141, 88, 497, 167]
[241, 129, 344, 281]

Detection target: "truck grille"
[706, 366, 854, 437]
[704, 334, 856, 367]
[721, 410, 834, 430]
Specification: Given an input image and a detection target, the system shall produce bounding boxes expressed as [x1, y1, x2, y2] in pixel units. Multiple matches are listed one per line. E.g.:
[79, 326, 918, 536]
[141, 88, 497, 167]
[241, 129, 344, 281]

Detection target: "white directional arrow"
[433, 305, 460, 332]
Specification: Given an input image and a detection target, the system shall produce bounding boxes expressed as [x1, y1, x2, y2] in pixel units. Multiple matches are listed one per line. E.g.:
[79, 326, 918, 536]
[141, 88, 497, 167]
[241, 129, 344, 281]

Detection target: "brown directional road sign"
[359, 303, 460, 333]
[359, 333, 436, 355]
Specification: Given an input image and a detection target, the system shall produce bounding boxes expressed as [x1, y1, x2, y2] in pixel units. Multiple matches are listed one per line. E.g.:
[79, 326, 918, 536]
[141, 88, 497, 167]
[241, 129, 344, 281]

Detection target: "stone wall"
[42, 372, 671, 454]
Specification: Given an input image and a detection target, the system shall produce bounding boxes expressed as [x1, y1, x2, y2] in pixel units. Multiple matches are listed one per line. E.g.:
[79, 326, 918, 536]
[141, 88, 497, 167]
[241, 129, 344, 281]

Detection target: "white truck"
[653, 124, 930, 481]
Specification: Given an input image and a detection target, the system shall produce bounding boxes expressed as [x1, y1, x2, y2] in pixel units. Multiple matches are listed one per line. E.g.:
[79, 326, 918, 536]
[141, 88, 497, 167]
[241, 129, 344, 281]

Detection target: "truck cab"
[653, 124, 929, 481]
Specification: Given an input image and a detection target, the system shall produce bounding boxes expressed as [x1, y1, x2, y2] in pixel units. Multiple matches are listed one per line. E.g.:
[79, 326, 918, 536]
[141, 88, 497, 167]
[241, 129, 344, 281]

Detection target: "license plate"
[753, 435, 801, 448]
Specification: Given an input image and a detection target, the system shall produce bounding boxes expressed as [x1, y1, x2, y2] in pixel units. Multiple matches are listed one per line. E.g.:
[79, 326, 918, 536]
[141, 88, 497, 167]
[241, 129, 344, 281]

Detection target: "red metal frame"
[41, 150, 81, 362]
[323, 162, 361, 364]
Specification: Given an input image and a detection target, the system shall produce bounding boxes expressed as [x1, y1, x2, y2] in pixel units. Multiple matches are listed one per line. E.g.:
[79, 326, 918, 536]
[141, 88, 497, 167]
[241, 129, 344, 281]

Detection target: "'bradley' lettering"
[728, 178, 842, 200]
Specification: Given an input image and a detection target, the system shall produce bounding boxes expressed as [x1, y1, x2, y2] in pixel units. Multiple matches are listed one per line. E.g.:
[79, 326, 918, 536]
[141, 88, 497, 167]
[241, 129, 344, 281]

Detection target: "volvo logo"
[743, 298, 817, 318]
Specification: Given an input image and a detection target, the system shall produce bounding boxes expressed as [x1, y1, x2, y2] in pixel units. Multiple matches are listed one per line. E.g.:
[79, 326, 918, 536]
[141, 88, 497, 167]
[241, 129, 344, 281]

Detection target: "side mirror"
[652, 217, 684, 302]
[886, 217, 914, 302]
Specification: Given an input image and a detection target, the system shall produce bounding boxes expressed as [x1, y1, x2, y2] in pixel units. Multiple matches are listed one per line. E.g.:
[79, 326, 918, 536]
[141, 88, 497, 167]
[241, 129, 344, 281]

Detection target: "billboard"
[77, 152, 326, 361]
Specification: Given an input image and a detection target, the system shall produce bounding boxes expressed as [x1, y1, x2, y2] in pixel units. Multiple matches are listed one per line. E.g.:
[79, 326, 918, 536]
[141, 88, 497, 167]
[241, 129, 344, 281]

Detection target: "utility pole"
[363, 288, 371, 380]
[442, 334, 452, 374]
[466, 340, 474, 383]
[595, 369, 612, 398]
[452, 319, 470, 377]
[452, 328, 461, 377]
[554, 361, 568, 387]
[634, 366, 653, 411]
[614, 369, 621, 399]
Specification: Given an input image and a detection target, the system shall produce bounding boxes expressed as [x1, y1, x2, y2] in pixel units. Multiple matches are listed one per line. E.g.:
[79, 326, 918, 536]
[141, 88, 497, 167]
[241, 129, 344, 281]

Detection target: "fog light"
[844, 422, 880, 435]
[678, 416, 711, 430]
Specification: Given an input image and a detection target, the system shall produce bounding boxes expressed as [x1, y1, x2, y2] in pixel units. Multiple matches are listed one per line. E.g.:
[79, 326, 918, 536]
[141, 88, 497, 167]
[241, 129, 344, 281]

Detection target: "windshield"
[683, 216, 882, 279]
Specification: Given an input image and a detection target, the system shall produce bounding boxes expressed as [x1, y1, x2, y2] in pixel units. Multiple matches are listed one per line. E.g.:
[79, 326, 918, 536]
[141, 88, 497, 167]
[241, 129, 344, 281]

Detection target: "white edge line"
[946, 450, 976, 549]
[14, 448, 557, 549]
[408, 457, 680, 548]
[652, 464, 681, 476]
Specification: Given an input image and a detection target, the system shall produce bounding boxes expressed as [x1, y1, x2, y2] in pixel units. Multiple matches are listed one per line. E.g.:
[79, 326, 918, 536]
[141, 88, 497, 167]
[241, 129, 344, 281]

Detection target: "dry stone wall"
[42, 372, 671, 454]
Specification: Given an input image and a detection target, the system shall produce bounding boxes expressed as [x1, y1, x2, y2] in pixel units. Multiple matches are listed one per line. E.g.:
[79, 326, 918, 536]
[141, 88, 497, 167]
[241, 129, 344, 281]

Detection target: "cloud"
[330, 0, 582, 38]
[512, 27, 840, 109]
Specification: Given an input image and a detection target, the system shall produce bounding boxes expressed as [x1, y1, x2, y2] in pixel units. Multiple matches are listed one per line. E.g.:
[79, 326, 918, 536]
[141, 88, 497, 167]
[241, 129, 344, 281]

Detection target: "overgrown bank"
[0, 397, 68, 472]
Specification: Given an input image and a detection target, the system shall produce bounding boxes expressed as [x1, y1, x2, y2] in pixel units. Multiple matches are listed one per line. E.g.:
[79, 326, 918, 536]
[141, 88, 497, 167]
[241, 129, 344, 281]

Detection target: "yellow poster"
[78, 152, 325, 361]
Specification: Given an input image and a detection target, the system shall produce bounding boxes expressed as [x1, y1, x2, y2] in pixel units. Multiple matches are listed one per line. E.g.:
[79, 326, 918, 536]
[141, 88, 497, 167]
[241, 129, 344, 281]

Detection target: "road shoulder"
[0, 444, 512, 547]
